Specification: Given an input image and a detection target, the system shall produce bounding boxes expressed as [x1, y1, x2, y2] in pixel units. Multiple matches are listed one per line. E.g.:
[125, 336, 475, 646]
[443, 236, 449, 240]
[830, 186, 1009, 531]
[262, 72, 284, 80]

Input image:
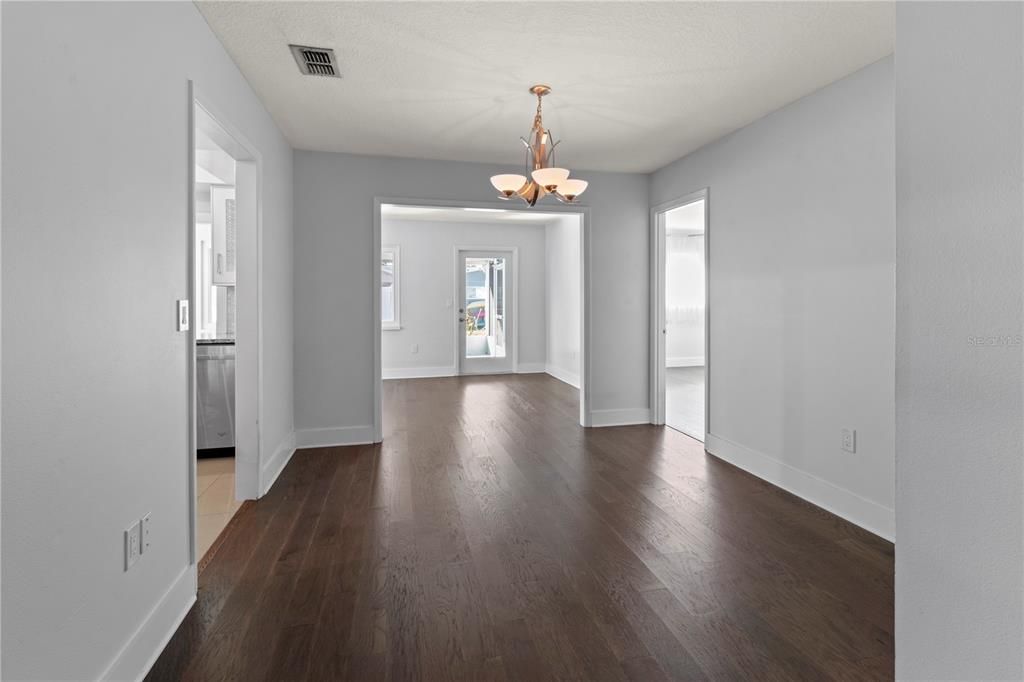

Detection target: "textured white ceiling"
[196, 2, 893, 173]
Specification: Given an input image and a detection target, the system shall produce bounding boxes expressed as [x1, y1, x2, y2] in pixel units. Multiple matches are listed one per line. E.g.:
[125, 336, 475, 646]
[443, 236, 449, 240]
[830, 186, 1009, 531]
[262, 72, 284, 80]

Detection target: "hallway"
[149, 374, 893, 681]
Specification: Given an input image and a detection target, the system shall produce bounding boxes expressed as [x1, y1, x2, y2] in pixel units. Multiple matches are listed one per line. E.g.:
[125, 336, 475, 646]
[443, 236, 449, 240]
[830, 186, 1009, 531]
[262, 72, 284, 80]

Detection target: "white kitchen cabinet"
[210, 184, 236, 286]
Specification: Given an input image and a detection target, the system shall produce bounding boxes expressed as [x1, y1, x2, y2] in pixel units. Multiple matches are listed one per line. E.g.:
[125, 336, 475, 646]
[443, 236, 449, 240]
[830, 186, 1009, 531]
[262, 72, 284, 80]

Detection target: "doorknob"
[459, 317, 466, 322]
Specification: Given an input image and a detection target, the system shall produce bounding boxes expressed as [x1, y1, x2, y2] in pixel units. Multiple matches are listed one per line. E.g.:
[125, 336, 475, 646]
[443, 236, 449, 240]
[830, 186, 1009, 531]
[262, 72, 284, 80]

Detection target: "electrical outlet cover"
[125, 521, 141, 571]
[141, 513, 151, 553]
[841, 428, 856, 453]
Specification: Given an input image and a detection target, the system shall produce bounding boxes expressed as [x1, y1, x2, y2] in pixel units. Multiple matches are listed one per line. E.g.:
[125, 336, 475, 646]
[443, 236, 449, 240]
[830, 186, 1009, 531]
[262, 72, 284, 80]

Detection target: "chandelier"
[489, 85, 588, 206]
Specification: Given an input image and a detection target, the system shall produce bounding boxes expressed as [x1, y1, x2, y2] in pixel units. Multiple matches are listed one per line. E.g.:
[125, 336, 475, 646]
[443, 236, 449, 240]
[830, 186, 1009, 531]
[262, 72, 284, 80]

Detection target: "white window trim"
[382, 245, 401, 330]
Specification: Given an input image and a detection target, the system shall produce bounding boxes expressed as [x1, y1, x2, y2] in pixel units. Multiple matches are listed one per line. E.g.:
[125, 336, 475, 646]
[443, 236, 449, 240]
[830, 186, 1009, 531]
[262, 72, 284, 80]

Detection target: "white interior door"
[458, 250, 514, 375]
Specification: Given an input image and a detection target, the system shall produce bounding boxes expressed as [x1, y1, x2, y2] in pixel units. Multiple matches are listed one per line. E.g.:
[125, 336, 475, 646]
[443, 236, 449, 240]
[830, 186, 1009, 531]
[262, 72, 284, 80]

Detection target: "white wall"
[665, 231, 706, 366]
[381, 218, 547, 376]
[650, 57, 896, 539]
[1, 3, 294, 679]
[895, 4, 1023, 679]
[545, 215, 582, 388]
[294, 151, 649, 442]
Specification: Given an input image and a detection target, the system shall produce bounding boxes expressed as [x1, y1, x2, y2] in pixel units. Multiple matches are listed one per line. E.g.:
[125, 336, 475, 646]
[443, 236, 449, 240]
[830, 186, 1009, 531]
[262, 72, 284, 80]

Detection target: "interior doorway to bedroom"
[653, 192, 708, 442]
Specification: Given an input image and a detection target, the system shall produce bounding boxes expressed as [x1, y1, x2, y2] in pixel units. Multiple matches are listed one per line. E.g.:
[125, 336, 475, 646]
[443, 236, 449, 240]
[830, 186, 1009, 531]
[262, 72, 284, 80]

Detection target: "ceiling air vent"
[289, 44, 340, 78]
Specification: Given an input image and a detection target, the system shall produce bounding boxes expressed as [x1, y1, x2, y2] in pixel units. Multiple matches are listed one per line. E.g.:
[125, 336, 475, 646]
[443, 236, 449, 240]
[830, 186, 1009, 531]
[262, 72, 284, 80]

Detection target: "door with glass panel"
[458, 250, 514, 375]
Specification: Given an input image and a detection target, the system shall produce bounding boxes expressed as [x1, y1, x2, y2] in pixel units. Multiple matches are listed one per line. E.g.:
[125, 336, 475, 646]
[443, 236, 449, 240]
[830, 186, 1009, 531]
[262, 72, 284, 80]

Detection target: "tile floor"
[196, 457, 242, 560]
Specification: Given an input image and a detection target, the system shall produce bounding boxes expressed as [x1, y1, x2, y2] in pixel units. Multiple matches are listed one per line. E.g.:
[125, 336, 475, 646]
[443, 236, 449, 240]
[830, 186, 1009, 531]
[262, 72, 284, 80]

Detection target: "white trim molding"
[383, 365, 456, 380]
[189, 84, 266, 570]
[261, 430, 296, 495]
[100, 565, 196, 682]
[545, 364, 580, 389]
[589, 407, 652, 427]
[705, 433, 894, 541]
[667, 356, 704, 368]
[297, 425, 376, 449]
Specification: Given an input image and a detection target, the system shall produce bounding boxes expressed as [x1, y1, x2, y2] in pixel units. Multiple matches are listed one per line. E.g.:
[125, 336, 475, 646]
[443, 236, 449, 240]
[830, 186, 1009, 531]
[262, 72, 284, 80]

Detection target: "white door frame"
[373, 197, 592, 439]
[187, 82, 264, 569]
[454, 247, 518, 375]
[650, 188, 710, 439]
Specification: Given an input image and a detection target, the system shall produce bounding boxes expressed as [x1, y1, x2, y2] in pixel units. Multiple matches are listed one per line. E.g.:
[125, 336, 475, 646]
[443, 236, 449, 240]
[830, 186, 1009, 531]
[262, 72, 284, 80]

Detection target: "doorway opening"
[374, 201, 590, 438]
[188, 89, 262, 567]
[459, 250, 514, 374]
[651, 190, 709, 442]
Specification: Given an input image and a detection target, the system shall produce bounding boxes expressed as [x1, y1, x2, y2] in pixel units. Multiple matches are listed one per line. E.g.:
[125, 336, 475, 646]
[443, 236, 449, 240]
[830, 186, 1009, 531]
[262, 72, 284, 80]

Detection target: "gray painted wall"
[895, 3, 1023, 678]
[546, 215, 583, 388]
[650, 58, 896, 537]
[1, 3, 294, 678]
[381, 218, 548, 374]
[293, 151, 649, 436]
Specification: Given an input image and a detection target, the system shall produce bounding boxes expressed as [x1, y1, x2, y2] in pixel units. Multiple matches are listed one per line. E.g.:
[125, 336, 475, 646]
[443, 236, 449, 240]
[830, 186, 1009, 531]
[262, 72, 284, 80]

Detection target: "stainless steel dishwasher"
[196, 340, 235, 455]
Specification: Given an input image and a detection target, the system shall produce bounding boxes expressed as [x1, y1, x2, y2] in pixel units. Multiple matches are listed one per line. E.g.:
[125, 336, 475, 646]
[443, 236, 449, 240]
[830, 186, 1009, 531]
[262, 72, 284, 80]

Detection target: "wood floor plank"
[147, 374, 894, 681]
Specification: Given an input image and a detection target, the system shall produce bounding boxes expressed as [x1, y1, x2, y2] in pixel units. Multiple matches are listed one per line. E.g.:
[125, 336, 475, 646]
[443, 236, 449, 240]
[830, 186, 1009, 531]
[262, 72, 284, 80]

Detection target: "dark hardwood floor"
[148, 374, 893, 681]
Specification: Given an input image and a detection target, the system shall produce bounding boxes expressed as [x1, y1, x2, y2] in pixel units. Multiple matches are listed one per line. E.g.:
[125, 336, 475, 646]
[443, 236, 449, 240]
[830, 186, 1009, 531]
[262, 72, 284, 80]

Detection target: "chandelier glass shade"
[489, 85, 588, 206]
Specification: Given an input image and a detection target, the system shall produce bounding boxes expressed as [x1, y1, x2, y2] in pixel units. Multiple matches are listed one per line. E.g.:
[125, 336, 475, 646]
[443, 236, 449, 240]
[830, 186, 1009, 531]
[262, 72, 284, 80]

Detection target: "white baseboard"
[296, 425, 377, 449]
[383, 365, 456, 380]
[667, 356, 704, 368]
[589, 407, 652, 427]
[100, 564, 196, 682]
[516, 362, 546, 374]
[261, 430, 296, 495]
[382, 365, 454, 380]
[704, 433, 894, 541]
[384, 364, 556, 379]
[545, 364, 580, 389]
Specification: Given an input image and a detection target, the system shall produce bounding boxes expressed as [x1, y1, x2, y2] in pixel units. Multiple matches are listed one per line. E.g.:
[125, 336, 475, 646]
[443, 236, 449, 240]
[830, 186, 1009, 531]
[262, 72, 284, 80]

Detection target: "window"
[382, 246, 400, 330]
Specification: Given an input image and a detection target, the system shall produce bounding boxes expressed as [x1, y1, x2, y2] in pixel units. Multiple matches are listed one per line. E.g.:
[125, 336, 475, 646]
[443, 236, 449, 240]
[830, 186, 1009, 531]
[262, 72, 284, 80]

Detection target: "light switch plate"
[176, 299, 190, 332]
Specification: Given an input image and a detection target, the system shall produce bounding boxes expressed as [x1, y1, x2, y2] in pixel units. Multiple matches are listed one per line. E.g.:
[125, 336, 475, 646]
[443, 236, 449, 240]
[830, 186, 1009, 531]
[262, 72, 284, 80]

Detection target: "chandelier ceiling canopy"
[489, 85, 588, 206]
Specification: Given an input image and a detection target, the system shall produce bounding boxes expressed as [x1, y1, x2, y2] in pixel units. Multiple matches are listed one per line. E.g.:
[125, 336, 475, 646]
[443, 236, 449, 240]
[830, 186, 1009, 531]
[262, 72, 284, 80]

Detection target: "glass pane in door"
[464, 257, 506, 358]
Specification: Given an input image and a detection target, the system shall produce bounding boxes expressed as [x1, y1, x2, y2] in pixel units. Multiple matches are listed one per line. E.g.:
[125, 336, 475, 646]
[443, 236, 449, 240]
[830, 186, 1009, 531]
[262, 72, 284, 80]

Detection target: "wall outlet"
[841, 428, 856, 453]
[411, 343, 419, 354]
[140, 513, 152, 554]
[124, 521, 141, 571]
